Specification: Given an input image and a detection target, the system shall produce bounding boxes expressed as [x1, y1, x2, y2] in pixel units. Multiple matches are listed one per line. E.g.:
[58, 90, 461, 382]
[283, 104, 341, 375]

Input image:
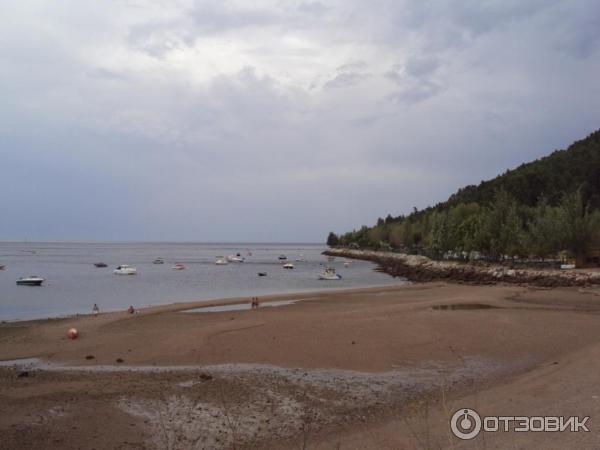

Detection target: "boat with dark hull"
[16, 276, 45, 286]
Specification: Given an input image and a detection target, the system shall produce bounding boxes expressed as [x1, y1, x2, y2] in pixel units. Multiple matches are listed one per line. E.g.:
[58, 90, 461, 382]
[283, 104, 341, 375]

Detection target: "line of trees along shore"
[328, 189, 599, 264]
[327, 130, 600, 265]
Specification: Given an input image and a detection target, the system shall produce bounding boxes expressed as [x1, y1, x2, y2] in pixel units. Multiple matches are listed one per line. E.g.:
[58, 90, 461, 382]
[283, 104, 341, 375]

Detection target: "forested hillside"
[327, 129, 600, 264]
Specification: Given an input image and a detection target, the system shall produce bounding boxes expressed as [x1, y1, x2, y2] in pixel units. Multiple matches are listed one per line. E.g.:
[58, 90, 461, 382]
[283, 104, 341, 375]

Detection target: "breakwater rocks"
[325, 249, 600, 287]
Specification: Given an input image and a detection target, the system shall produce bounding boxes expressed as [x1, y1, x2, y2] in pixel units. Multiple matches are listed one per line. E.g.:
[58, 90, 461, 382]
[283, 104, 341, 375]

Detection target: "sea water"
[0, 242, 402, 320]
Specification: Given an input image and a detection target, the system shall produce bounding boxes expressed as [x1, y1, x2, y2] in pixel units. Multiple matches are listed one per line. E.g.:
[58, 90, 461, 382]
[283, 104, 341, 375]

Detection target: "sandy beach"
[2, 282, 600, 449]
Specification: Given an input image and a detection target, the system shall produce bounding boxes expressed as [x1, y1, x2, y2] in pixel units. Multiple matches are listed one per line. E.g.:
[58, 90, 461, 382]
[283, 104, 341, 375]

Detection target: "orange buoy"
[67, 328, 78, 339]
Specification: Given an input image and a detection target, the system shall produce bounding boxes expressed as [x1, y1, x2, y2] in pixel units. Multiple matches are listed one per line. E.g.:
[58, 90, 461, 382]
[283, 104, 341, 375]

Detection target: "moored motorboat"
[215, 256, 229, 265]
[0, 264, 5, 270]
[114, 265, 137, 275]
[295, 253, 306, 262]
[278, 255, 287, 260]
[319, 267, 342, 280]
[258, 272, 267, 277]
[153, 258, 164, 264]
[283, 263, 294, 269]
[227, 255, 245, 263]
[94, 262, 108, 268]
[172, 263, 185, 270]
[16, 276, 45, 286]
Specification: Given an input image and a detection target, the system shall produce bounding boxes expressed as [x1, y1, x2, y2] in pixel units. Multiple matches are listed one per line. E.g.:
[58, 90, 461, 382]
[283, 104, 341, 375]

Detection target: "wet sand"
[2, 283, 600, 449]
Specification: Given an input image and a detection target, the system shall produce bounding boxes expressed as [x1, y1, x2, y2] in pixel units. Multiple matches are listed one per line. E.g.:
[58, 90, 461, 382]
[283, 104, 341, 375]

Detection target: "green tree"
[448, 203, 482, 252]
[326, 232, 339, 247]
[388, 223, 405, 248]
[485, 190, 523, 259]
[368, 226, 384, 248]
[461, 212, 489, 255]
[430, 211, 450, 255]
[556, 190, 600, 265]
[522, 198, 561, 259]
[403, 221, 414, 248]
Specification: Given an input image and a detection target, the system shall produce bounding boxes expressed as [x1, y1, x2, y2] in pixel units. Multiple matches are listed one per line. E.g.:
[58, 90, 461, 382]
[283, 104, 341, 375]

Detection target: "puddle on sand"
[182, 299, 296, 313]
[431, 303, 498, 311]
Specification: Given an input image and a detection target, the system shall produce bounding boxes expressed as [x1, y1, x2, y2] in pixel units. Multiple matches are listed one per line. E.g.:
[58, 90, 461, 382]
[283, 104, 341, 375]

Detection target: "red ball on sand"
[67, 328, 78, 339]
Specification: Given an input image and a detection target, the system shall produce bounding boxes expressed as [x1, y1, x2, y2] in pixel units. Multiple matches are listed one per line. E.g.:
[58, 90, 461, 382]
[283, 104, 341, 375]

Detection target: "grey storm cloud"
[323, 61, 371, 89]
[0, 0, 599, 242]
[384, 56, 444, 104]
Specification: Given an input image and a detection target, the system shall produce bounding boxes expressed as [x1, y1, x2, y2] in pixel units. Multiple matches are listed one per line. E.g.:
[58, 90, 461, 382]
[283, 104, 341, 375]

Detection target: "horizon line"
[0, 239, 326, 245]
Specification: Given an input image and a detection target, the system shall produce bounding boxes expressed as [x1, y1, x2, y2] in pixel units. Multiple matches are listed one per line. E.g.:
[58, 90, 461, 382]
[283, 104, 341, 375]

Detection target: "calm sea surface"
[0, 242, 402, 321]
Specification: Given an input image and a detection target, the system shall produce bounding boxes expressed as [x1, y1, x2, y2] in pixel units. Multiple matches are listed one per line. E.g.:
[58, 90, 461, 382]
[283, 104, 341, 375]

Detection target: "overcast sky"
[1, 1, 599, 242]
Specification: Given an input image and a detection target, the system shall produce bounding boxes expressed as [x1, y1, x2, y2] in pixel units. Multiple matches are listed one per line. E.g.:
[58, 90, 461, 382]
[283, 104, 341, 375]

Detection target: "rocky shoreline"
[325, 248, 600, 287]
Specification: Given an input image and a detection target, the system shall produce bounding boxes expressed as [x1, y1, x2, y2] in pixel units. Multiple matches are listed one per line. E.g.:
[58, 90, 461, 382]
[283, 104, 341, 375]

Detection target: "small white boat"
[344, 262, 350, 267]
[16, 276, 45, 286]
[319, 267, 342, 280]
[172, 263, 185, 270]
[215, 256, 229, 265]
[227, 255, 245, 263]
[295, 253, 306, 262]
[114, 265, 137, 275]
[283, 262, 294, 269]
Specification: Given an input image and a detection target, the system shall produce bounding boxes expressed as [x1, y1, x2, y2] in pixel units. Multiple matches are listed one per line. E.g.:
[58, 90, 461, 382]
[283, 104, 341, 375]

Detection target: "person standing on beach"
[92, 303, 99, 316]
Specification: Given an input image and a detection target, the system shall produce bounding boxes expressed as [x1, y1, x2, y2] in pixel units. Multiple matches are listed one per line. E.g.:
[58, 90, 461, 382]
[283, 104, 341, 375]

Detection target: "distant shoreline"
[325, 248, 600, 287]
[0, 240, 326, 245]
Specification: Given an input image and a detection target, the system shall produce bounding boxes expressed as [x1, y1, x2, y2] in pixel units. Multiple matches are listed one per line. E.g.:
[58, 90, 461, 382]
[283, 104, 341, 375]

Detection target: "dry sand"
[2, 283, 600, 449]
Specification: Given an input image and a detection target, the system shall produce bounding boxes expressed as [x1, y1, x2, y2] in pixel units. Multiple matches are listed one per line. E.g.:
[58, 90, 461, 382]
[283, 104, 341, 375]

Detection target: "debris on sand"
[118, 357, 503, 450]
